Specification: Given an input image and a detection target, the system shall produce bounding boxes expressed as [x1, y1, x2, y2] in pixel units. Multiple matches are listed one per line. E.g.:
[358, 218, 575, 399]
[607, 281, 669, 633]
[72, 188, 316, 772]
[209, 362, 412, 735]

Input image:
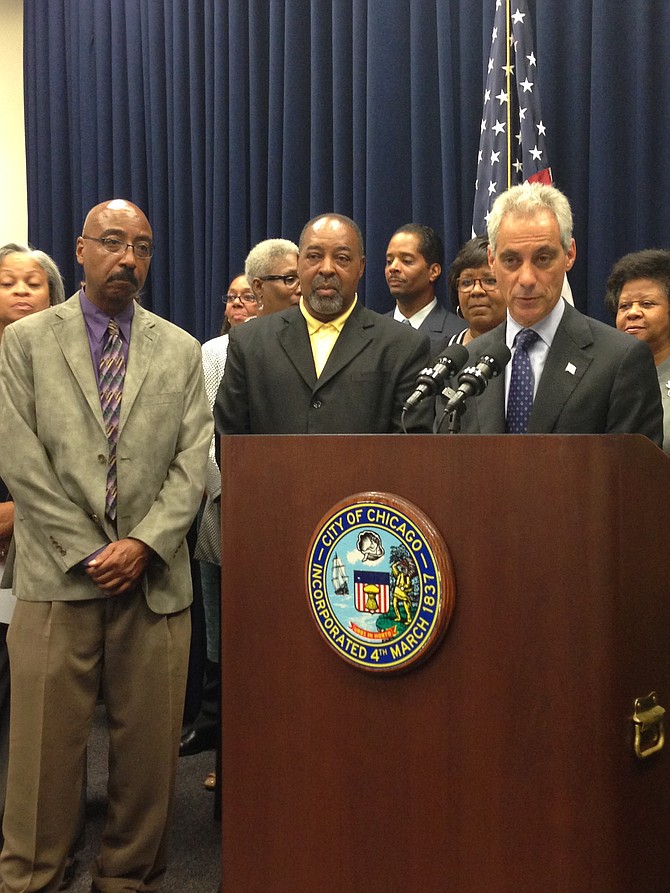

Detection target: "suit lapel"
[119, 305, 158, 433]
[528, 305, 594, 433]
[314, 304, 374, 392]
[52, 298, 106, 433]
[424, 304, 445, 335]
[277, 311, 318, 390]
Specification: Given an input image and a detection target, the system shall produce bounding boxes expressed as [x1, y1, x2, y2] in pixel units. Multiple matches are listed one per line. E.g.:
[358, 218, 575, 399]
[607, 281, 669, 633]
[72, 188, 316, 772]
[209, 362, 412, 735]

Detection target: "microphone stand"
[434, 387, 465, 434]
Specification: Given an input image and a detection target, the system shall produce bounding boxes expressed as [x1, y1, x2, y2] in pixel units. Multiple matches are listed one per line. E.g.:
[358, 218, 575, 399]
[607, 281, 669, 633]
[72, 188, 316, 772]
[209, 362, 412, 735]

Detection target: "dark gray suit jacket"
[215, 302, 433, 434]
[441, 302, 663, 443]
[387, 302, 463, 358]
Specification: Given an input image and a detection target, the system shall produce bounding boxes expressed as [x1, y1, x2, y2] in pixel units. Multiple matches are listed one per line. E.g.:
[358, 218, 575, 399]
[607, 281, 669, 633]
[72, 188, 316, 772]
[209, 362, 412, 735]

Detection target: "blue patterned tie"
[99, 319, 125, 521]
[506, 328, 539, 434]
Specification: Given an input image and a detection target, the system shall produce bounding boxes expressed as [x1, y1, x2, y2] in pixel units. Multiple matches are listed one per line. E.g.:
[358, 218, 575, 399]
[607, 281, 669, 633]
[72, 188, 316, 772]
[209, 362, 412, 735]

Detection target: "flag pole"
[505, 0, 512, 190]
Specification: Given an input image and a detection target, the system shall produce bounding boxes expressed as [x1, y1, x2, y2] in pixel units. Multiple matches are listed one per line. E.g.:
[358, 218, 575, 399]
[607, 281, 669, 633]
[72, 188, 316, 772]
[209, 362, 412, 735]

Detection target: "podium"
[220, 434, 670, 892]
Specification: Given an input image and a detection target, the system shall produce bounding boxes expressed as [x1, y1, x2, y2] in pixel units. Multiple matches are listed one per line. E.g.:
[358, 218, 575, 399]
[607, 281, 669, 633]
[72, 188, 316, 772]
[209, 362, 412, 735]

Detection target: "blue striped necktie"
[506, 328, 539, 434]
[99, 319, 125, 521]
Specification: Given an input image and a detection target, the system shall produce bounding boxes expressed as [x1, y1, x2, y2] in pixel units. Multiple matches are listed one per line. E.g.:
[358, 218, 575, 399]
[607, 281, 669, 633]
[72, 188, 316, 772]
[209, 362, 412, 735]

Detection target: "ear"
[75, 237, 85, 266]
[565, 239, 576, 272]
[428, 262, 441, 283]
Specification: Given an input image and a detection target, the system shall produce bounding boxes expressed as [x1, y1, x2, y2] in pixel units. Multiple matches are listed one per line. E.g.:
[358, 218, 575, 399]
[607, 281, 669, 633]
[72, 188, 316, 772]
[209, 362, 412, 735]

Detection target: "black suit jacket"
[442, 302, 663, 442]
[215, 302, 433, 434]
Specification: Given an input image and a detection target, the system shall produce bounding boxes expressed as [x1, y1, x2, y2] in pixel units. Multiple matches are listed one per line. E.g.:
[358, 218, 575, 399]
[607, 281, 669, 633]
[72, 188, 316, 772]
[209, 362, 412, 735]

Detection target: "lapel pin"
[665, 379, 670, 397]
[565, 362, 577, 376]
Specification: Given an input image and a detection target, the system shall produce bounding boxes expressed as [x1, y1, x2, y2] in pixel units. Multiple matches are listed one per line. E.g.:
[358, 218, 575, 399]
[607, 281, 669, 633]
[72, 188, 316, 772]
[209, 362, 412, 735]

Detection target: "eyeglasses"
[259, 275, 299, 287]
[81, 235, 154, 259]
[457, 276, 498, 292]
[222, 293, 257, 304]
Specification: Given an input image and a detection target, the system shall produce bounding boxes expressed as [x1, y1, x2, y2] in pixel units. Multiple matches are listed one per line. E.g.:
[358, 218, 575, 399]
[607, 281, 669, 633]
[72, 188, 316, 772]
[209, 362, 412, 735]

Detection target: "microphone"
[403, 343, 470, 410]
[444, 342, 512, 413]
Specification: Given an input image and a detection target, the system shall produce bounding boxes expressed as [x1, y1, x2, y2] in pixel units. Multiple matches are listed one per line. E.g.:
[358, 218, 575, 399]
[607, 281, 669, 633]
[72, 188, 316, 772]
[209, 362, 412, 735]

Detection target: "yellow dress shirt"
[300, 296, 358, 377]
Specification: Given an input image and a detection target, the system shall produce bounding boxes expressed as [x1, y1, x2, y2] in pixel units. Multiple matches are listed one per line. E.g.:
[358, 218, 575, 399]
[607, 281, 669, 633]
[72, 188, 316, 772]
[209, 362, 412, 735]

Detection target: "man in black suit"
[215, 213, 433, 435]
[442, 183, 662, 442]
[385, 223, 462, 355]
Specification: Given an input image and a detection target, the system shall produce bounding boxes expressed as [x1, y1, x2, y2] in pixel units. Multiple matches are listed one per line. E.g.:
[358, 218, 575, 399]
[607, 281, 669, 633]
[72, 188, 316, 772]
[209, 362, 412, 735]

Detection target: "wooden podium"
[219, 434, 670, 892]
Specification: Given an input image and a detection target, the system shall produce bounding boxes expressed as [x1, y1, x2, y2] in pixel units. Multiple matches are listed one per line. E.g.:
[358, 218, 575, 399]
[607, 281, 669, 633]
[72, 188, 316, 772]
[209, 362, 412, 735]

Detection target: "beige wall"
[0, 0, 28, 245]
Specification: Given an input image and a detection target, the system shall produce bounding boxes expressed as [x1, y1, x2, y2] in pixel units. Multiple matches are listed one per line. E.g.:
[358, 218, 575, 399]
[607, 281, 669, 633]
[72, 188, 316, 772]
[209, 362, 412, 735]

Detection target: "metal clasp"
[632, 692, 665, 759]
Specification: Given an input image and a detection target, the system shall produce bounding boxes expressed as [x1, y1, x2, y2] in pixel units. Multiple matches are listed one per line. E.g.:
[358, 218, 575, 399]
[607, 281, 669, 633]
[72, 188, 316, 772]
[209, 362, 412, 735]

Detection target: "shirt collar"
[299, 295, 358, 334]
[80, 287, 135, 344]
[392, 298, 437, 328]
[505, 296, 566, 349]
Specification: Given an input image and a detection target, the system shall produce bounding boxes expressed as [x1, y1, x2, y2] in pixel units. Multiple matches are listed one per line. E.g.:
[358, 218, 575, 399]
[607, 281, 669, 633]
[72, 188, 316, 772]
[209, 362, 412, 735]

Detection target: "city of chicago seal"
[306, 492, 455, 673]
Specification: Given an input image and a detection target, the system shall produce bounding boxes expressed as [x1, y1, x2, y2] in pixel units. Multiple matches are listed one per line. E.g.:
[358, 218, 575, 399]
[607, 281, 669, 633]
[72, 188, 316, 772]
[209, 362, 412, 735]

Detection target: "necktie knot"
[514, 328, 539, 351]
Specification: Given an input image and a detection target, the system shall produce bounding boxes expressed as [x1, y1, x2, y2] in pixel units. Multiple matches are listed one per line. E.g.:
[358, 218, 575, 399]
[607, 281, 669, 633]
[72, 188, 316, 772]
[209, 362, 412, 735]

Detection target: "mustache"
[108, 268, 139, 287]
[312, 274, 341, 290]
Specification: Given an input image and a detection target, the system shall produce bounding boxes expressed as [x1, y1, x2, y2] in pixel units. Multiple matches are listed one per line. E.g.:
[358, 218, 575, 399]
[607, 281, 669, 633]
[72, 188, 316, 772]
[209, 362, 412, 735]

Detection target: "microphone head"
[478, 341, 511, 376]
[434, 342, 469, 374]
[449, 340, 512, 407]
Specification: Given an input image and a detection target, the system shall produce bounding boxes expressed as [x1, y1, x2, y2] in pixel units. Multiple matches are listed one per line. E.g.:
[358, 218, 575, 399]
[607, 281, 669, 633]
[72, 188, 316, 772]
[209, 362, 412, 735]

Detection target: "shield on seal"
[354, 570, 390, 614]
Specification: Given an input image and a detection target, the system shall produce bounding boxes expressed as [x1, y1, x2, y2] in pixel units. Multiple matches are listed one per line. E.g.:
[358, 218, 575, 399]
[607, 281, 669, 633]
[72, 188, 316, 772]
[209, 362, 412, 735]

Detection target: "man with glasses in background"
[245, 237, 301, 316]
[0, 199, 211, 893]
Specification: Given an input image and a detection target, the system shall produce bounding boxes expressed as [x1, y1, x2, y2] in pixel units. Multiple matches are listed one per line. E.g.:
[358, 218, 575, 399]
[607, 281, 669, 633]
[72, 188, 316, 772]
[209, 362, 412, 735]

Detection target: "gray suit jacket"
[443, 302, 663, 442]
[420, 302, 465, 357]
[0, 295, 212, 614]
[386, 302, 463, 358]
[215, 302, 433, 434]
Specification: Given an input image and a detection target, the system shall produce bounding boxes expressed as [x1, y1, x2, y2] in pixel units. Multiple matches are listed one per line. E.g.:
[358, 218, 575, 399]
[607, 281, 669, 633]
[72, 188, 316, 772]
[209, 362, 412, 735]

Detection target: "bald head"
[77, 199, 153, 314]
[81, 200, 152, 241]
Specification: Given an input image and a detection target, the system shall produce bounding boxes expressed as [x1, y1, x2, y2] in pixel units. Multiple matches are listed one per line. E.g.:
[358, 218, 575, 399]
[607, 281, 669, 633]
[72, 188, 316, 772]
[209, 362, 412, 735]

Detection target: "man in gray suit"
[0, 200, 212, 893]
[441, 183, 662, 442]
[215, 213, 433, 435]
[385, 223, 462, 355]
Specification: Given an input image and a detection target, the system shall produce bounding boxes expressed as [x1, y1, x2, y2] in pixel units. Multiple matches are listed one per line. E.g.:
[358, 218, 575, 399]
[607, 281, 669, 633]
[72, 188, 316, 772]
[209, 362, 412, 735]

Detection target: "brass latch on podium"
[632, 692, 665, 759]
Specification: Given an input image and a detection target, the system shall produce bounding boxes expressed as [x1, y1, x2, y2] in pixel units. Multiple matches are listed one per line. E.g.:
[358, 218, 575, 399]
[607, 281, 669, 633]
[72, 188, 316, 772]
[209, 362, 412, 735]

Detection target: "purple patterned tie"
[99, 319, 125, 521]
[506, 328, 539, 434]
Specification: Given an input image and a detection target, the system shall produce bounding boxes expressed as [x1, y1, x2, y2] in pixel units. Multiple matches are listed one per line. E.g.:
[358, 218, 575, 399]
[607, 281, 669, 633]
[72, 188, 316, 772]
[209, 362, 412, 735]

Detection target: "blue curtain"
[23, 0, 670, 340]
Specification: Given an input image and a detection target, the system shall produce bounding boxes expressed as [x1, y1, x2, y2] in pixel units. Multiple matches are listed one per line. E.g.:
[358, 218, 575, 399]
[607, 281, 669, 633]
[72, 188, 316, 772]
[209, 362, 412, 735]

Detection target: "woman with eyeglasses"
[447, 236, 507, 345]
[220, 274, 259, 334]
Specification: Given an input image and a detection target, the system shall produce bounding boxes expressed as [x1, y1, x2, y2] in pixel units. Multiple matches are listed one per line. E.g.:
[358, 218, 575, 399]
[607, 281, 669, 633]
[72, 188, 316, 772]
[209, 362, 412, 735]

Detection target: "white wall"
[0, 0, 28, 245]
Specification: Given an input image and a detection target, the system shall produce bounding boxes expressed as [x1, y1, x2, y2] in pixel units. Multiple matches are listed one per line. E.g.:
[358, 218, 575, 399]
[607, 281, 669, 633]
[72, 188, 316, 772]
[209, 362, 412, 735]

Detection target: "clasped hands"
[85, 537, 151, 597]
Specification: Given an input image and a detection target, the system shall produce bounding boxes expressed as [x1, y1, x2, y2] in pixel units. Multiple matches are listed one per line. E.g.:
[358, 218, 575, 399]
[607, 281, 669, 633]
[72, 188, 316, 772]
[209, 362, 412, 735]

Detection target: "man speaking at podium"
[215, 213, 433, 435]
[445, 183, 662, 443]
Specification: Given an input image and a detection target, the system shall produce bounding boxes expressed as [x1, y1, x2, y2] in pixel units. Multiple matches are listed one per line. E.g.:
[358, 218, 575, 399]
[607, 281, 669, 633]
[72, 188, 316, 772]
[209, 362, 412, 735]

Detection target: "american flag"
[472, 0, 552, 235]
